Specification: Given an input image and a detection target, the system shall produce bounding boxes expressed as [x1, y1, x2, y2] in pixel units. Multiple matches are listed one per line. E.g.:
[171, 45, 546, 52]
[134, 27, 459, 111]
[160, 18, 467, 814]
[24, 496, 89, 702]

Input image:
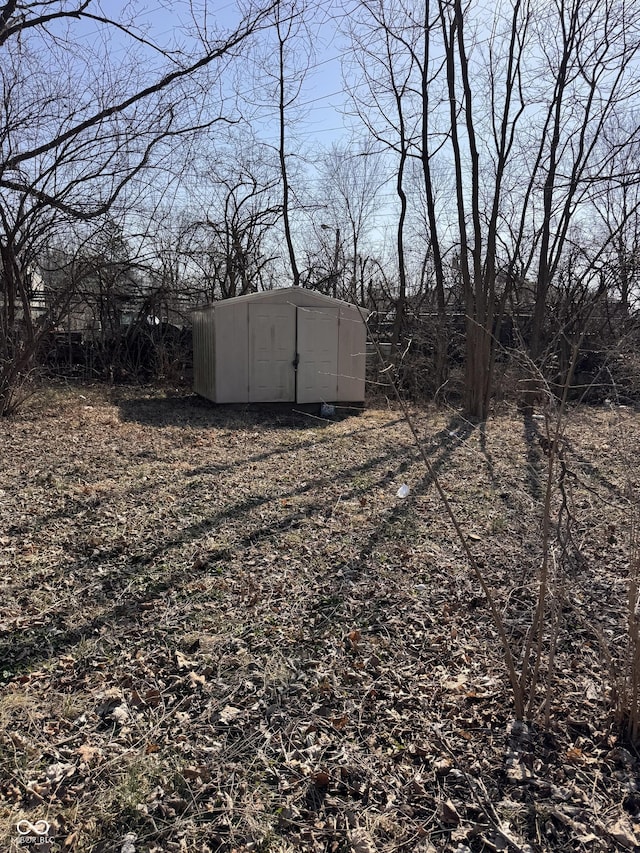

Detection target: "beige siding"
[193, 288, 369, 405]
[296, 305, 339, 403]
[192, 308, 216, 402]
[337, 304, 368, 401]
[215, 301, 250, 403]
[248, 303, 296, 401]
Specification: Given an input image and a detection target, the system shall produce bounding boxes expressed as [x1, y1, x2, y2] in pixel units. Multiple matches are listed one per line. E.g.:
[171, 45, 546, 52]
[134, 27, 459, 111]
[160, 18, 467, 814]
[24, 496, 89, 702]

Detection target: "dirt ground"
[1, 382, 640, 852]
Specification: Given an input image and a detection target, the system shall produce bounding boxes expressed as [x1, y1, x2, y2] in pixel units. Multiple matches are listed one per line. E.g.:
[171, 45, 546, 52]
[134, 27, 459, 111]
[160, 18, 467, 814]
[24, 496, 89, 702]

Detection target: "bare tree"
[179, 138, 282, 300]
[245, 0, 315, 288]
[519, 0, 640, 359]
[591, 120, 640, 318]
[0, 0, 276, 413]
[427, 0, 537, 417]
[347, 0, 423, 350]
[348, 0, 640, 418]
[315, 141, 386, 303]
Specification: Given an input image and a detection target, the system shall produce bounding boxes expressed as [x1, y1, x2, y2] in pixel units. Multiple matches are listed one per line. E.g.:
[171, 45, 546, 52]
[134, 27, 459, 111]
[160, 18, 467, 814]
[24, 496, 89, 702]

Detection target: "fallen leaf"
[351, 829, 376, 853]
[46, 762, 76, 782]
[434, 757, 452, 776]
[438, 798, 460, 826]
[144, 688, 162, 708]
[443, 672, 468, 692]
[111, 704, 130, 725]
[76, 744, 100, 763]
[175, 651, 194, 669]
[608, 816, 639, 849]
[219, 705, 243, 724]
[566, 746, 583, 763]
[188, 671, 206, 688]
[182, 766, 211, 781]
[121, 832, 137, 853]
[346, 629, 361, 647]
[313, 770, 330, 788]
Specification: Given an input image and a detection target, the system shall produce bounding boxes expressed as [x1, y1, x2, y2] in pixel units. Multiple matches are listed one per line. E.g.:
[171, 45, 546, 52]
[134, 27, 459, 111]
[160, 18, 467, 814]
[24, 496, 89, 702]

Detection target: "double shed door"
[248, 303, 339, 403]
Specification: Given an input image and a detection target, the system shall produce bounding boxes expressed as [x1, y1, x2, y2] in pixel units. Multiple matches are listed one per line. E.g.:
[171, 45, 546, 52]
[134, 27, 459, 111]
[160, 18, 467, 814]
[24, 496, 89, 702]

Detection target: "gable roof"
[194, 287, 367, 313]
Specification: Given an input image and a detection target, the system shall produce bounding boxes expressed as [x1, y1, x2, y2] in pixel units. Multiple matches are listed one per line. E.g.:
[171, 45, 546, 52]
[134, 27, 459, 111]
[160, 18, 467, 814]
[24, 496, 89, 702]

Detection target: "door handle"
[293, 352, 299, 369]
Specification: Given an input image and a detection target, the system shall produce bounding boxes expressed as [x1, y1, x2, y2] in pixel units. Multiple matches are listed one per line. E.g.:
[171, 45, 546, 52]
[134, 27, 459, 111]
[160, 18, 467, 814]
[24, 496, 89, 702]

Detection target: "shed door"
[296, 305, 339, 403]
[249, 303, 296, 402]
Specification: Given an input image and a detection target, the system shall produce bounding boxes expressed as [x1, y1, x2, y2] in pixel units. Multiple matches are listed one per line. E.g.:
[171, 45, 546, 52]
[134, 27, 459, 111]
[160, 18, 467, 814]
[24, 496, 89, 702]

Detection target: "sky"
[10, 0, 640, 289]
[132, 0, 355, 152]
[128, 0, 401, 243]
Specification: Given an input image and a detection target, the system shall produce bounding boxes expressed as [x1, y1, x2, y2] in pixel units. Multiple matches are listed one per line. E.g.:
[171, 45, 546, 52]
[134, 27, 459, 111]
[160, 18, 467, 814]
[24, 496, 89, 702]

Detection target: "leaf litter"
[0, 385, 639, 851]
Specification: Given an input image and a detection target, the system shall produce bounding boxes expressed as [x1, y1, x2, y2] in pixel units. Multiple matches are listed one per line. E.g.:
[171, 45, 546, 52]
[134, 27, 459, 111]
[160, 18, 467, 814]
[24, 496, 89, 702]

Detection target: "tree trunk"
[464, 291, 492, 420]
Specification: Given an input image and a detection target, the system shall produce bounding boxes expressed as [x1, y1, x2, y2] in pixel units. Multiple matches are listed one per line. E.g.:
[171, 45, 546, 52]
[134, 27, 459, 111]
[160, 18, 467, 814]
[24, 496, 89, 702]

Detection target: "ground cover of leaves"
[1, 383, 640, 852]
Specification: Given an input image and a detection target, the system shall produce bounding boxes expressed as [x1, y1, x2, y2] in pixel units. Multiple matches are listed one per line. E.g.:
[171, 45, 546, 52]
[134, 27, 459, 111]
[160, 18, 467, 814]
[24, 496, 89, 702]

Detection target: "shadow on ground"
[0, 410, 475, 678]
[117, 392, 365, 431]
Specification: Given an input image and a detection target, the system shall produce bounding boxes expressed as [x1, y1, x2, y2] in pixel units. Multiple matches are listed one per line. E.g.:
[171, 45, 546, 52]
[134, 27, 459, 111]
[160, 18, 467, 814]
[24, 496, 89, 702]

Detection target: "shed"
[192, 288, 368, 404]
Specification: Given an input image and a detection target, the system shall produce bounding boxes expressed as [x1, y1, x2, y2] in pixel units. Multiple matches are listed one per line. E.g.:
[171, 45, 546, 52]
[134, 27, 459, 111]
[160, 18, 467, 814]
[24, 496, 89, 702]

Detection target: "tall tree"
[0, 0, 276, 413]
[316, 142, 386, 303]
[524, 0, 640, 357]
[349, 0, 640, 418]
[189, 151, 282, 299]
[247, 0, 314, 287]
[347, 0, 421, 349]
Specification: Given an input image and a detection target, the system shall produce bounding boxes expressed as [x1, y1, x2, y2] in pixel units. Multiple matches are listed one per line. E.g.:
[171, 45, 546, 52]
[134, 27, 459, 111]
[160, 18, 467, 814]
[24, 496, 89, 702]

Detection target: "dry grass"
[1, 382, 639, 851]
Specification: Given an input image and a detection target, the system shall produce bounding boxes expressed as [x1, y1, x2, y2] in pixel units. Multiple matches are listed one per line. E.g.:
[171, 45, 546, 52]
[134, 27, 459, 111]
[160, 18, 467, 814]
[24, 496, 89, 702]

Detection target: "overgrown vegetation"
[2, 1, 640, 417]
[3, 2, 640, 849]
[1, 385, 640, 850]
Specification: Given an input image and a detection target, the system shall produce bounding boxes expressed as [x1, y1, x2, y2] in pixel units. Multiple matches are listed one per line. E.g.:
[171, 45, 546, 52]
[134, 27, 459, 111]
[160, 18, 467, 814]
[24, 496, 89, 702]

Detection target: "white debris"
[121, 833, 137, 853]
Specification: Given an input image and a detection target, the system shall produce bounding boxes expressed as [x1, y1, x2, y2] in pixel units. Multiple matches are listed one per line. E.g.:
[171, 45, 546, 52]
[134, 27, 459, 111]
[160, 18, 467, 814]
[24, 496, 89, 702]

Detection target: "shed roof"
[193, 287, 367, 313]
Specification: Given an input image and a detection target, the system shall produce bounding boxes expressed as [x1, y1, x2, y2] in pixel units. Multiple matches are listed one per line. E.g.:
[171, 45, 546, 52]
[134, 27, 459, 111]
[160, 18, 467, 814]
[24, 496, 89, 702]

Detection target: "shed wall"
[192, 308, 216, 402]
[214, 301, 250, 403]
[337, 304, 367, 401]
[296, 305, 340, 403]
[192, 289, 369, 404]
